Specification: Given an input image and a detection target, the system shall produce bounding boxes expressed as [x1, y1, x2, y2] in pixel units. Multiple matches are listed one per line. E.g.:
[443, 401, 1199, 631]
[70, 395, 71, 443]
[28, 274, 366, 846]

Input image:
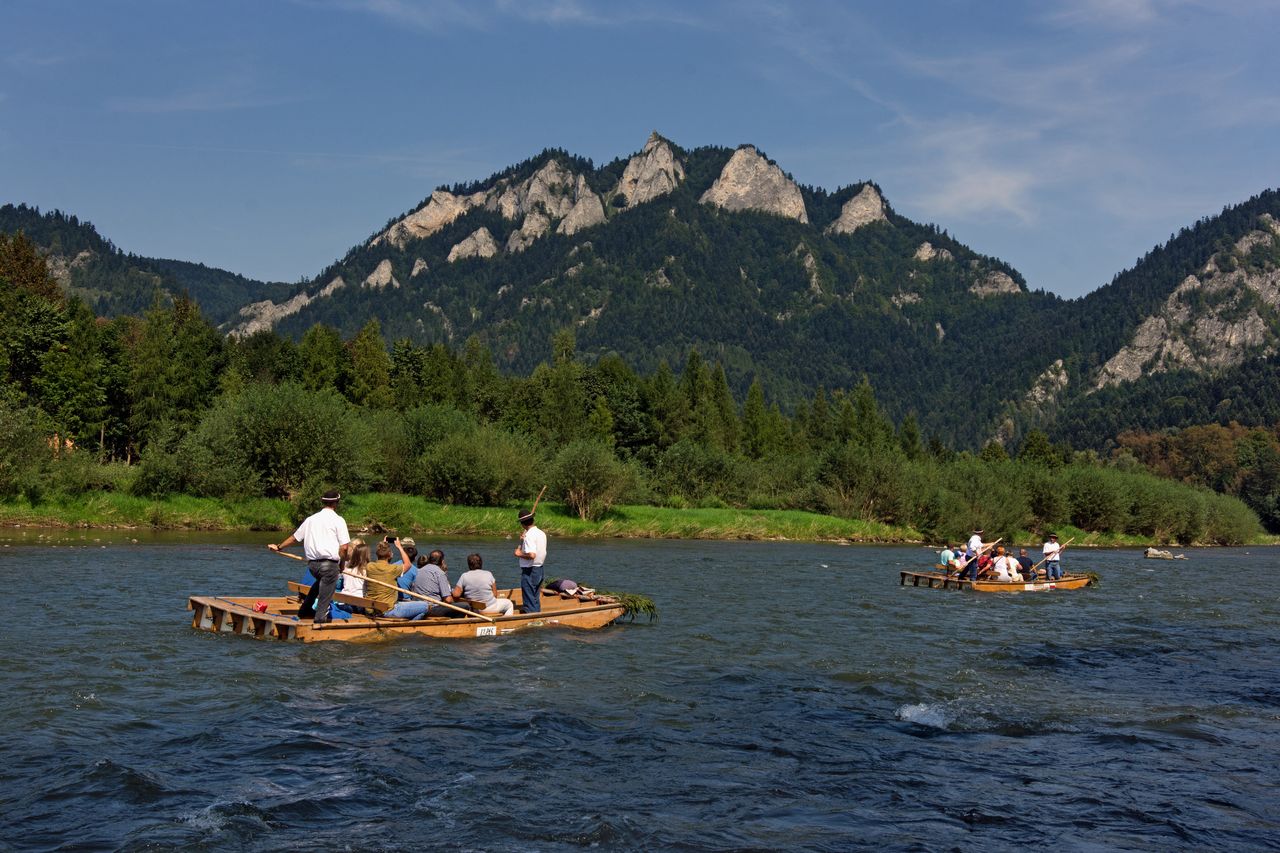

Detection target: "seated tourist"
[991, 547, 1023, 582]
[938, 544, 956, 574]
[452, 553, 515, 616]
[1016, 548, 1036, 580]
[410, 550, 472, 618]
[364, 539, 431, 619]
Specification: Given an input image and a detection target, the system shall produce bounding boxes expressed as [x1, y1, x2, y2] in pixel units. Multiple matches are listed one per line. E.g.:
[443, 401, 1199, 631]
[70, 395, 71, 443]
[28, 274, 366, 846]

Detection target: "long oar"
[1028, 537, 1075, 578]
[352, 572, 495, 622]
[269, 547, 493, 622]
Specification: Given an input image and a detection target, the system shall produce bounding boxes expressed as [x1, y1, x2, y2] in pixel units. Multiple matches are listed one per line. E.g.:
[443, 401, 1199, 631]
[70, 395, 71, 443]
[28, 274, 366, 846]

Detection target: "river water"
[1, 533, 1278, 851]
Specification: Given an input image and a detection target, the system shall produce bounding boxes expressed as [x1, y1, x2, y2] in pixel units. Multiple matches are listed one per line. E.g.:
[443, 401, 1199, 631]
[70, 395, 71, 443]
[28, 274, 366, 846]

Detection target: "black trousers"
[299, 559, 341, 621]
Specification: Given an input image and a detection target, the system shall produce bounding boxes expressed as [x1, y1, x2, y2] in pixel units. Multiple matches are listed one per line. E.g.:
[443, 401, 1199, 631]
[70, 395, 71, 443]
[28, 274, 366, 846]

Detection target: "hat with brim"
[518, 509, 535, 523]
[401, 537, 416, 547]
[322, 490, 341, 502]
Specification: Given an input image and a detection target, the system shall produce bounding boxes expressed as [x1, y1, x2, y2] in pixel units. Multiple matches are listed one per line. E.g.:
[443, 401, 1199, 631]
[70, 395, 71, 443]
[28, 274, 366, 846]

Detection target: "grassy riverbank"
[1, 493, 1274, 546]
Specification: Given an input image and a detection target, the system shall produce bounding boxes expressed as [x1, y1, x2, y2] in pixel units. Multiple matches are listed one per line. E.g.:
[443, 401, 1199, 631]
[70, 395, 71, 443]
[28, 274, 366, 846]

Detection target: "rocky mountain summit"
[617, 131, 685, 208]
[699, 146, 809, 223]
[826, 185, 887, 234]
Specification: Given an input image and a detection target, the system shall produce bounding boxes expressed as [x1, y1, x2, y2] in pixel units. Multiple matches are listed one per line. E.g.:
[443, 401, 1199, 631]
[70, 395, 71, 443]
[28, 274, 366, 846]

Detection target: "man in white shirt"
[963, 529, 984, 580]
[514, 508, 547, 614]
[1043, 533, 1063, 580]
[269, 490, 351, 624]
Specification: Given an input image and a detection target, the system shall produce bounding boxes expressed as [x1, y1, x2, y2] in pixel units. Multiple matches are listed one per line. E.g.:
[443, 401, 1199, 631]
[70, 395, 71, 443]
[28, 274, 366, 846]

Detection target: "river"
[2, 533, 1278, 850]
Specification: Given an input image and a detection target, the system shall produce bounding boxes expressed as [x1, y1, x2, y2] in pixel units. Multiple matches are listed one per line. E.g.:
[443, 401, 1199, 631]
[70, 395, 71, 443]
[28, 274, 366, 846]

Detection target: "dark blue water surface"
[2, 532, 1279, 851]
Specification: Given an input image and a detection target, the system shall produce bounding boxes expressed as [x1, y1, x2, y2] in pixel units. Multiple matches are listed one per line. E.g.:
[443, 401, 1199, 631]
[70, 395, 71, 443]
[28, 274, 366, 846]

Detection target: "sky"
[3, 0, 1278, 298]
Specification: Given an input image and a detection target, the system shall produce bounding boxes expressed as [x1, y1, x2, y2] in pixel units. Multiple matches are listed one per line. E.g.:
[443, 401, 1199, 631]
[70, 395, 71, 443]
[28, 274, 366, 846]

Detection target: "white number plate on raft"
[475, 626, 497, 637]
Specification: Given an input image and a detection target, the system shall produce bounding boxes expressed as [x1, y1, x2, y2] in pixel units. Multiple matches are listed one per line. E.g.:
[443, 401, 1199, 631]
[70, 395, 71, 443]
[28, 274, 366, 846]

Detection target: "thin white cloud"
[106, 88, 298, 113]
[314, 0, 486, 30]
[1047, 0, 1165, 28]
[298, 0, 699, 30]
[302, 0, 705, 31]
[6, 49, 67, 71]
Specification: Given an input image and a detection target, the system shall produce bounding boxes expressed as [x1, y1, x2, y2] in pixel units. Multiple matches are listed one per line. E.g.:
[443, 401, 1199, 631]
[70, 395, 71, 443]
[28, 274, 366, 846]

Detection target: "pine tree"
[348, 319, 394, 408]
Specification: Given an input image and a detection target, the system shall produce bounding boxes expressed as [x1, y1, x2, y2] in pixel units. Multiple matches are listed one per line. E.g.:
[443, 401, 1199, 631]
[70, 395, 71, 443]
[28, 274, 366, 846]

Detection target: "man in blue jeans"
[1043, 533, 1063, 580]
[269, 489, 350, 624]
[514, 508, 547, 614]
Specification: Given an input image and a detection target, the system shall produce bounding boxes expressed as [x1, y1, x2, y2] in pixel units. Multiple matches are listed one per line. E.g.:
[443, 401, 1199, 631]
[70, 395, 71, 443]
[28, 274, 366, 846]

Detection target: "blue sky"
[3, 0, 1278, 297]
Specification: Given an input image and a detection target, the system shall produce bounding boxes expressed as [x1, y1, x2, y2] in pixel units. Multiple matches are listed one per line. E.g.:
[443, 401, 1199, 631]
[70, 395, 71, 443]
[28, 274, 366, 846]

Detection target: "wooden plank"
[210, 607, 226, 632]
[190, 600, 207, 629]
[286, 580, 377, 610]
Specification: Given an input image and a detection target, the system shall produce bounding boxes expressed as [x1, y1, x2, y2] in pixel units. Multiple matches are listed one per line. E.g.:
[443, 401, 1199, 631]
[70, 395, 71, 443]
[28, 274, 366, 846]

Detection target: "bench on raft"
[287, 580, 509, 621]
[931, 563, 1047, 581]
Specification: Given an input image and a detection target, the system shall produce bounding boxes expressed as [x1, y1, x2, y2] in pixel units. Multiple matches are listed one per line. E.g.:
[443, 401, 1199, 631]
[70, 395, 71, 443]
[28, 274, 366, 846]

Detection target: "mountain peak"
[826, 184, 888, 234]
[699, 145, 809, 223]
[616, 132, 685, 208]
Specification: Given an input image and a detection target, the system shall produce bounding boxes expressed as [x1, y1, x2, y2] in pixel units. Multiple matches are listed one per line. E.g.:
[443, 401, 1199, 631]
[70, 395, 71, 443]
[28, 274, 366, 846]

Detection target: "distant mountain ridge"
[4, 134, 1280, 449]
[0, 204, 293, 323]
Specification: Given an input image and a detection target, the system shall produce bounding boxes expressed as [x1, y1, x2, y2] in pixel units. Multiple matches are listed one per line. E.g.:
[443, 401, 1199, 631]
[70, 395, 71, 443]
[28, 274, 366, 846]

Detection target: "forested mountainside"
[4, 135, 1280, 451]
[233, 134, 1048, 447]
[1018, 190, 1280, 447]
[0, 204, 294, 324]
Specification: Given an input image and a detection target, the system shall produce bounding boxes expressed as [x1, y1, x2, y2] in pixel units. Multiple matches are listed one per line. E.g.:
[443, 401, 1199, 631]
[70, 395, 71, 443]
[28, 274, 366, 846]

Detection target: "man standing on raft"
[269, 489, 350, 624]
[514, 508, 547, 614]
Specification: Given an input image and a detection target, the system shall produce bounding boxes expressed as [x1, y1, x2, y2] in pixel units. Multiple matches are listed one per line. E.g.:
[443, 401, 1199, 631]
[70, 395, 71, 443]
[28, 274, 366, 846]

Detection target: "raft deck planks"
[899, 570, 1092, 593]
[188, 587, 626, 642]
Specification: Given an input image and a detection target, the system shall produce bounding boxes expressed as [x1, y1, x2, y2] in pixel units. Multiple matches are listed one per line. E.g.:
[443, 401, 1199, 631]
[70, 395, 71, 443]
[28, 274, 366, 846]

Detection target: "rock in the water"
[700, 146, 808, 223]
[826, 185, 887, 234]
[447, 227, 499, 263]
[615, 131, 685, 208]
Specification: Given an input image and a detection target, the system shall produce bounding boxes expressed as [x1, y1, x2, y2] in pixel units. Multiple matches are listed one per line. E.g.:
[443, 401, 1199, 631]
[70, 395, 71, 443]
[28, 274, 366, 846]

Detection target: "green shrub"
[179, 383, 374, 499]
[813, 442, 912, 525]
[1174, 492, 1206, 545]
[653, 439, 741, 504]
[420, 425, 541, 505]
[1202, 491, 1261, 545]
[1064, 466, 1131, 532]
[1126, 475, 1186, 541]
[129, 448, 185, 498]
[0, 402, 53, 500]
[942, 459, 1031, 541]
[552, 440, 628, 520]
[1023, 466, 1066, 531]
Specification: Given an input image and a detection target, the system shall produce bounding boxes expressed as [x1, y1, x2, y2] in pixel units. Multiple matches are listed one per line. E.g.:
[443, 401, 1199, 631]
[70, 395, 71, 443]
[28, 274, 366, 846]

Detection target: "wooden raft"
[188, 583, 627, 642]
[899, 570, 1092, 593]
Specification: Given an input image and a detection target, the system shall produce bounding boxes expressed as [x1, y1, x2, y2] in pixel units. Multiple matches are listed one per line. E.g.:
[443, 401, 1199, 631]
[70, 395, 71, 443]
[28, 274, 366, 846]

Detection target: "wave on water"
[896, 702, 952, 729]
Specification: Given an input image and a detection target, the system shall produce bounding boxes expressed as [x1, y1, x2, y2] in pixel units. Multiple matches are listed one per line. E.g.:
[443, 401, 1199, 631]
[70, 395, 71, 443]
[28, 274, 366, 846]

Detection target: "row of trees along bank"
[0, 230, 1265, 543]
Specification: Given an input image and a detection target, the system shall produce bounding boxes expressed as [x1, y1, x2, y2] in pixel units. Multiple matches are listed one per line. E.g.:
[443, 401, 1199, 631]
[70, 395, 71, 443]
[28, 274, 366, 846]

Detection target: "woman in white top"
[991, 547, 1024, 582]
[341, 539, 370, 598]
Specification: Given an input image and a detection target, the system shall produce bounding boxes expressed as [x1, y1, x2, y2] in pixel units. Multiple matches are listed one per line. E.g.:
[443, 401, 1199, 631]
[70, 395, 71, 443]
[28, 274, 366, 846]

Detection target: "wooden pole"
[1028, 537, 1074, 577]
[352, 572, 494, 623]
[268, 547, 494, 622]
[955, 537, 1001, 579]
[531, 484, 548, 515]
